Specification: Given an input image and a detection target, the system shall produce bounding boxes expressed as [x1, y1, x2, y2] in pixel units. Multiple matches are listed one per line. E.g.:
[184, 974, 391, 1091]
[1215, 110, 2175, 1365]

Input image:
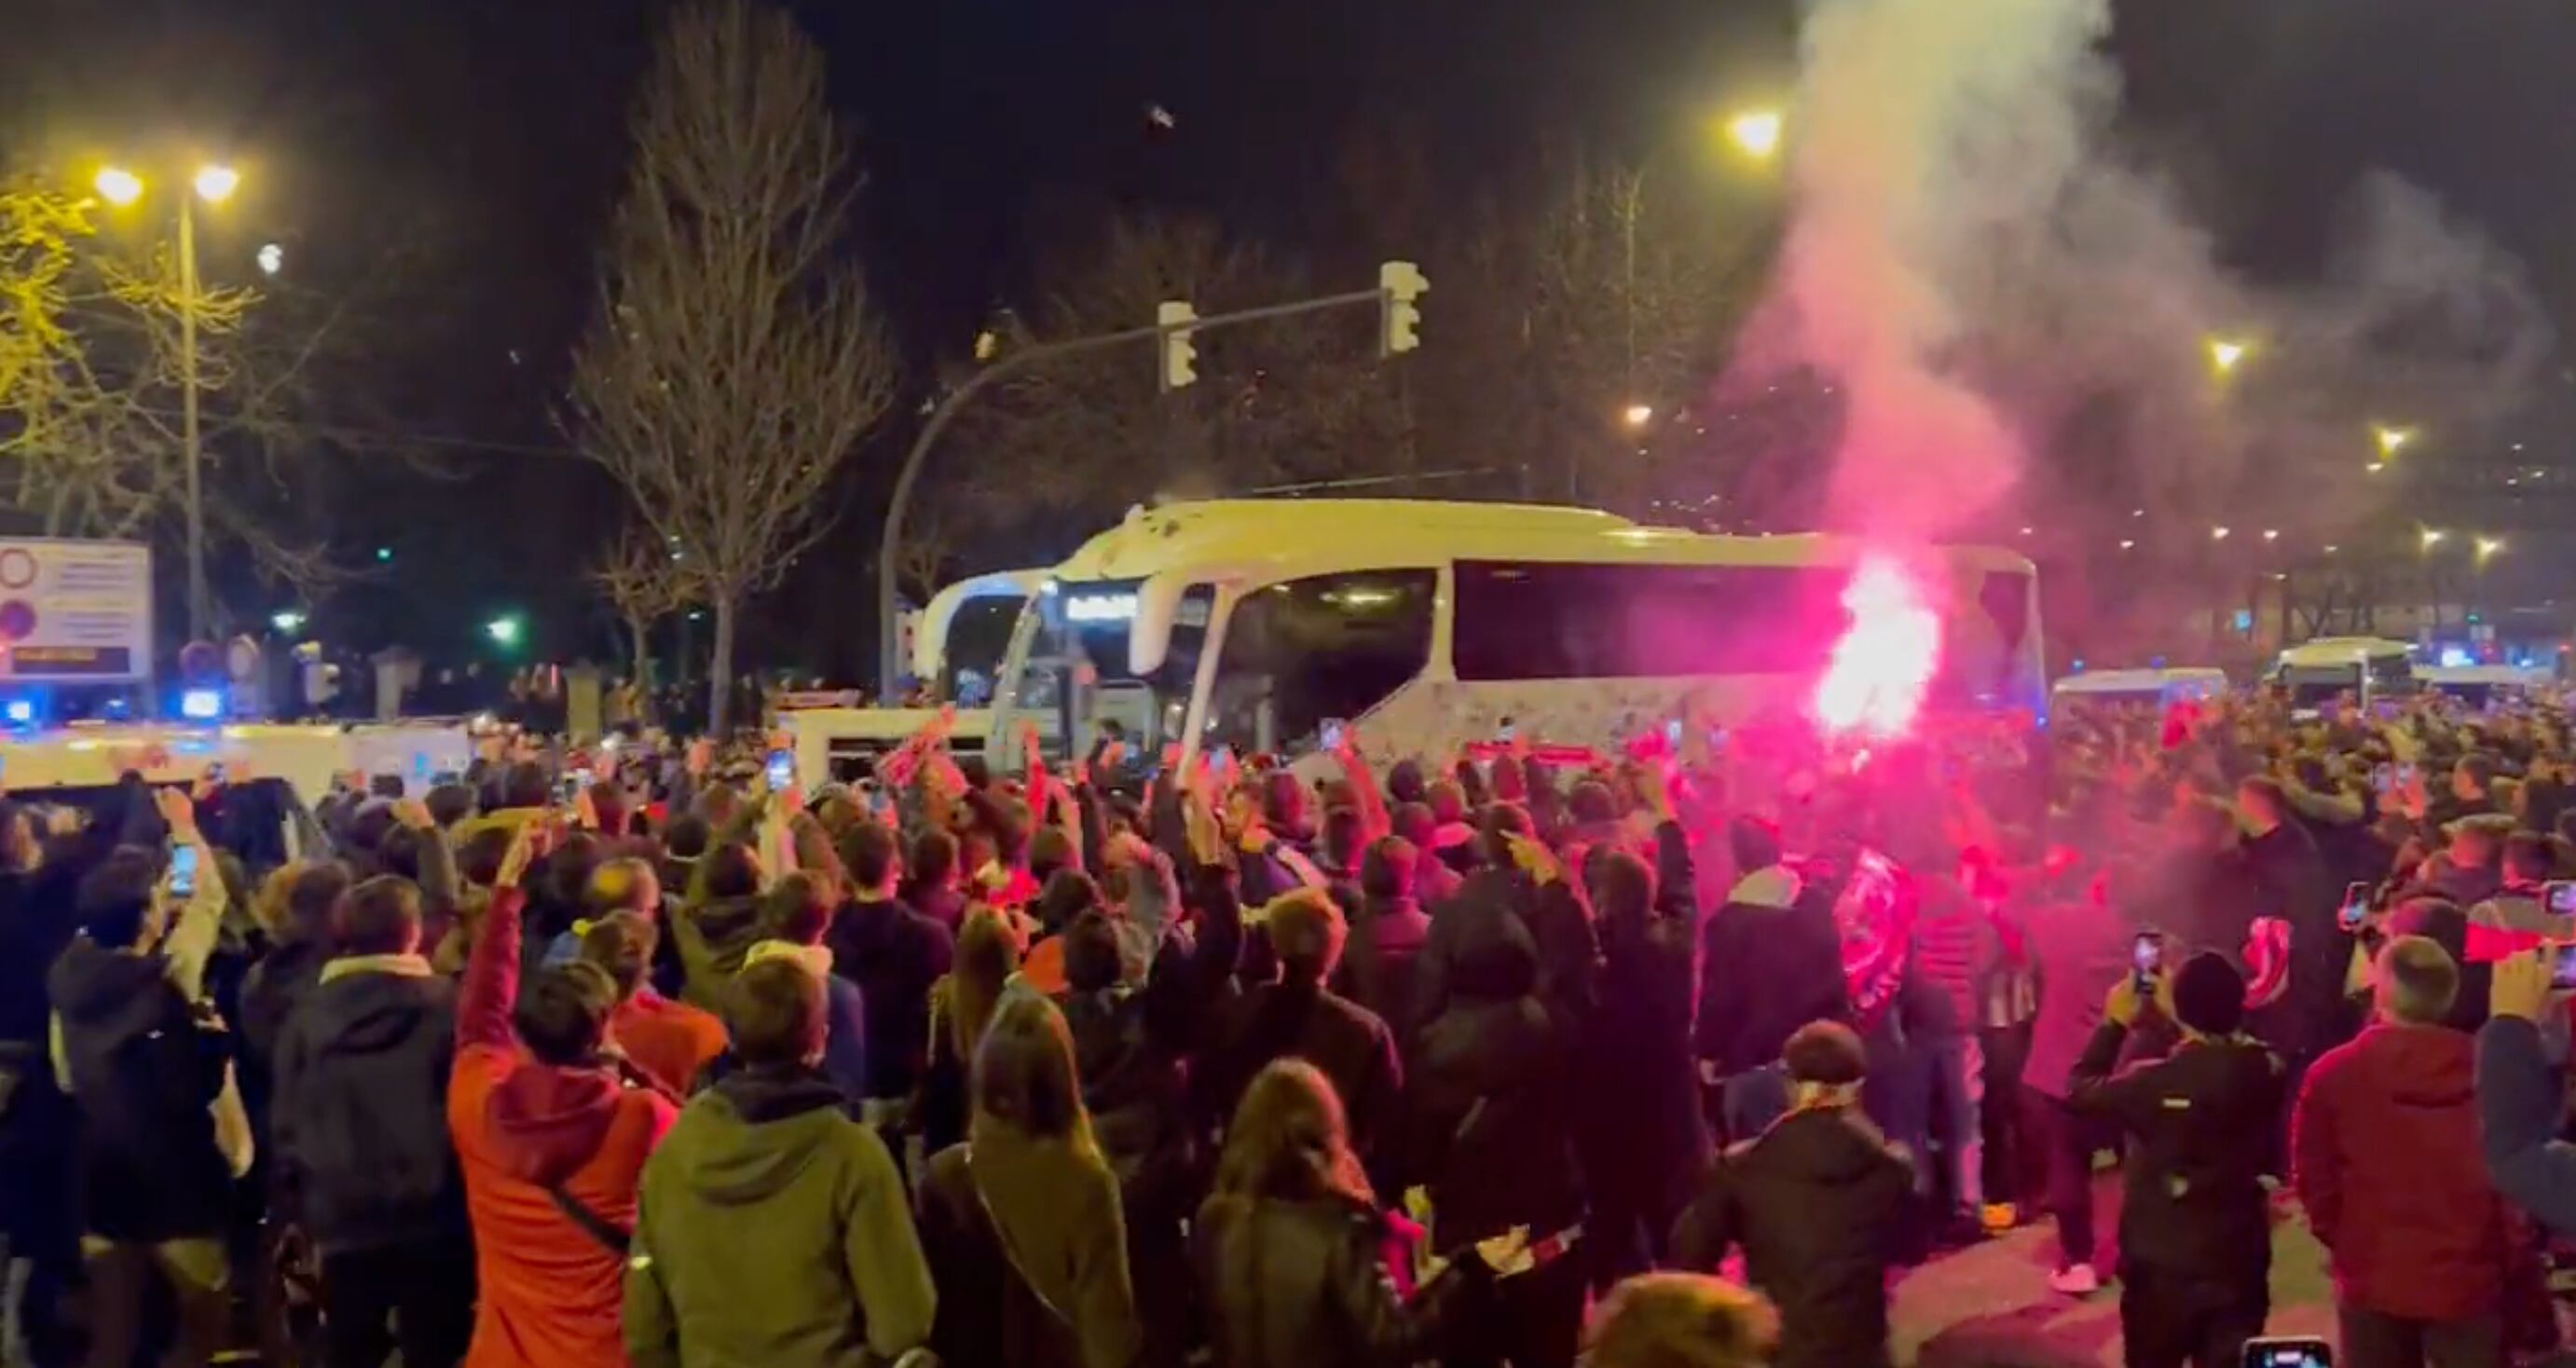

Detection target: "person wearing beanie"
[2067, 951, 2281, 1368]
[1671, 1019, 1914, 1368]
[2293, 935, 2512, 1365]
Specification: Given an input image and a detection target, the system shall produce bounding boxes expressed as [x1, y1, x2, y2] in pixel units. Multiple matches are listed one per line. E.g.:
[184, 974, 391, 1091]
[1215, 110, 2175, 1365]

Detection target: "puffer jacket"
[1672, 1107, 1913, 1368]
[1191, 1194, 1483, 1368]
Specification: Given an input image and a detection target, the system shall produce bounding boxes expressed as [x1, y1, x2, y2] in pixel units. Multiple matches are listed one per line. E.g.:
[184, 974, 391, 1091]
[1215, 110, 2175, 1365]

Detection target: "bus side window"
[1204, 571, 1436, 757]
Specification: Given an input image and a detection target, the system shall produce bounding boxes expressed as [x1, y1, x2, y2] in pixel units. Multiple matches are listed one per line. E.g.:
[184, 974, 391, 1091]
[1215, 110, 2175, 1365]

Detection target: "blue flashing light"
[179, 689, 225, 721]
[3, 700, 33, 725]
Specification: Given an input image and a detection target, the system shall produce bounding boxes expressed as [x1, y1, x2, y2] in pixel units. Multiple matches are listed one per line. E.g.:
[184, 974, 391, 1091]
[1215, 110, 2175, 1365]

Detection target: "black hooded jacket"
[1673, 1107, 1913, 1368]
[272, 960, 463, 1252]
[1404, 904, 1583, 1247]
[48, 937, 235, 1242]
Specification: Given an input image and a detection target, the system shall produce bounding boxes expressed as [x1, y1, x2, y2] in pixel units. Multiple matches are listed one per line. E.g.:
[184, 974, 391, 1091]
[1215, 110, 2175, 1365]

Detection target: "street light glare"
[2476, 536, 2506, 560]
[2420, 528, 2446, 550]
[2375, 425, 2414, 458]
[255, 242, 283, 276]
[2211, 526, 2230, 540]
[269, 609, 306, 635]
[1623, 403, 1654, 428]
[194, 164, 240, 204]
[2206, 338, 2248, 374]
[93, 167, 144, 207]
[1725, 109, 1785, 160]
[486, 616, 524, 647]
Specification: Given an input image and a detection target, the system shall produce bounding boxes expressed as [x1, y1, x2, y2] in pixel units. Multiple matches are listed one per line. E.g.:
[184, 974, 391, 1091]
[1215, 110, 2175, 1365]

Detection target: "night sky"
[9, 0, 2576, 674]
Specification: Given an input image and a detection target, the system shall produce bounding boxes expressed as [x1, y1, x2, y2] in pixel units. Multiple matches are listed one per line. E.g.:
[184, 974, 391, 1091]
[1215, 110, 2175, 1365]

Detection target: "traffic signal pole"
[875, 268, 1424, 697]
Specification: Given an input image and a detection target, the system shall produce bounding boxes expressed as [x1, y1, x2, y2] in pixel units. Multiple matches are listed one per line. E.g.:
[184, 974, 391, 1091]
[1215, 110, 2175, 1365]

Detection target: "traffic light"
[1158, 301, 1199, 391]
[1379, 260, 1427, 356]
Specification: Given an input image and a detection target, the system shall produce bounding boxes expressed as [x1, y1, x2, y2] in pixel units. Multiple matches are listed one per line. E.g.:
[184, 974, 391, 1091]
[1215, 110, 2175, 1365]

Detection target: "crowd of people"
[5, 686, 2576, 1367]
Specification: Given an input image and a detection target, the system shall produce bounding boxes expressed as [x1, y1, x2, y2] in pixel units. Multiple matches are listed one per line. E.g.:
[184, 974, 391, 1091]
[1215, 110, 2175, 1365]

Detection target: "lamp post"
[95, 163, 239, 643]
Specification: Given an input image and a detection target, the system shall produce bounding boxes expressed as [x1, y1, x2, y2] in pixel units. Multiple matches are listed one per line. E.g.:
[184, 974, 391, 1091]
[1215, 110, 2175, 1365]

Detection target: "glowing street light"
[2476, 536, 2506, 564]
[2262, 528, 2280, 542]
[193, 164, 240, 204]
[2419, 528, 2446, 551]
[2376, 426, 2415, 459]
[90, 159, 247, 644]
[269, 609, 307, 635]
[1623, 403, 1655, 428]
[91, 166, 144, 206]
[2212, 526, 2231, 540]
[255, 241, 283, 276]
[2117, 539, 2136, 551]
[486, 615, 525, 648]
[1723, 109, 1785, 161]
[2206, 337, 2249, 375]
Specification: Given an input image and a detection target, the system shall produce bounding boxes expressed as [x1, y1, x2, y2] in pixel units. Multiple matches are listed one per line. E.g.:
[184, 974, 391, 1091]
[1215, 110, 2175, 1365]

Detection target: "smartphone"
[169, 843, 200, 898]
[1663, 718, 1684, 750]
[552, 774, 582, 808]
[2548, 881, 2576, 917]
[2131, 930, 2164, 992]
[2552, 941, 2576, 992]
[2338, 881, 2373, 931]
[1319, 718, 1348, 752]
[204, 761, 226, 786]
[2242, 1336, 2332, 1367]
[765, 749, 795, 793]
[1496, 717, 1517, 744]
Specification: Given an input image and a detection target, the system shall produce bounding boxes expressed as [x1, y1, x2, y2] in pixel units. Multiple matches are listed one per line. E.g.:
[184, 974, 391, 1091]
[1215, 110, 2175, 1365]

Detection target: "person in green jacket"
[625, 957, 935, 1366]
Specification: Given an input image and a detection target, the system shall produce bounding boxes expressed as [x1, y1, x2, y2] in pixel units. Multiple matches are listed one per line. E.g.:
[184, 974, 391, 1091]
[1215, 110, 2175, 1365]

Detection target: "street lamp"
[1722, 109, 1785, 161]
[2212, 526, 2230, 540]
[269, 609, 306, 635]
[1623, 403, 1654, 428]
[255, 242, 283, 276]
[2419, 528, 2446, 551]
[2376, 426, 2415, 459]
[486, 615, 525, 648]
[2206, 337, 2249, 376]
[94, 160, 243, 644]
[2476, 536, 2505, 565]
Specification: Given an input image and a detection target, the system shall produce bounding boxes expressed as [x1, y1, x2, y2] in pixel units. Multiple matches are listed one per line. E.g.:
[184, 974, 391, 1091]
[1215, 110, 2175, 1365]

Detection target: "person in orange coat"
[449, 823, 678, 1368]
[579, 909, 728, 1098]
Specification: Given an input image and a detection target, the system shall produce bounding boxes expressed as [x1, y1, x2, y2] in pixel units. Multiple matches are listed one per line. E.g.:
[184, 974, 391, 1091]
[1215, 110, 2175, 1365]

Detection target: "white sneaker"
[2047, 1263, 2102, 1296]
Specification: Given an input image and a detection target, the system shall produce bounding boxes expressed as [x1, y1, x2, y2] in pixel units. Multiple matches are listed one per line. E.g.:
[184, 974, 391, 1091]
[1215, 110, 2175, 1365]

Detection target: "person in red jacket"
[2292, 935, 2512, 1367]
[449, 822, 678, 1368]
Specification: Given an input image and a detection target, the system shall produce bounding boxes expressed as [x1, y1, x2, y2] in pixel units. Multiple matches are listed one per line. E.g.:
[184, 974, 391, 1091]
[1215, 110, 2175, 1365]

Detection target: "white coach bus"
[984, 499, 2045, 770]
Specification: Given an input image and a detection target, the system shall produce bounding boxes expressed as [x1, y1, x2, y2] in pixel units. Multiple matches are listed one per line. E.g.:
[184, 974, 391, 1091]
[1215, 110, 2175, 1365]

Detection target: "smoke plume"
[1757, 0, 2548, 553]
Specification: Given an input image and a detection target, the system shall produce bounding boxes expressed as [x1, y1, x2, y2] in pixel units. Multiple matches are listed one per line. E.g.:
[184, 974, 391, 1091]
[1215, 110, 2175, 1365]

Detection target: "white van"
[2271, 637, 2417, 711]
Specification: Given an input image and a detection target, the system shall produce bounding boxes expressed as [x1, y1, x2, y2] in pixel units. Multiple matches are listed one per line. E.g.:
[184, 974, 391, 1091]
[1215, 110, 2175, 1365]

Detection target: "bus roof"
[2052, 667, 2227, 695]
[1048, 499, 2037, 584]
[2278, 637, 2413, 667]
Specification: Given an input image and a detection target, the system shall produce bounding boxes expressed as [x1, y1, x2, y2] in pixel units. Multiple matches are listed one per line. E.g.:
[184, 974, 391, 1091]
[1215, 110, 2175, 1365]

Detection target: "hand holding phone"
[765, 749, 796, 794]
[2547, 880, 2576, 917]
[169, 843, 201, 898]
[2338, 882, 2373, 932]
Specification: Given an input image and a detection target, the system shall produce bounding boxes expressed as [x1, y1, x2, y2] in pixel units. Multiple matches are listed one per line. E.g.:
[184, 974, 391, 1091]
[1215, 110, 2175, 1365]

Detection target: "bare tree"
[568, 0, 897, 730]
[590, 523, 705, 700]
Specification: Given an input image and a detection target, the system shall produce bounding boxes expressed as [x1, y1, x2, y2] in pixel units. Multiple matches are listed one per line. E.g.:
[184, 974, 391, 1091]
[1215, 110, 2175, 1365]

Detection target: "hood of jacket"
[2342, 1021, 2475, 1109]
[48, 937, 177, 1035]
[692, 894, 767, 958]
[1725, 864, 1802, 911]
[483, 1059, 628, 1186]
[1418, 992, 1554, 1096]
[300, 960, 450, 1057]
[744, 938, 831, 978]
[665, 1064, 847, 1206]
[1443, 889, 1540, 1001]
[1751, 1105, 1905, 1184]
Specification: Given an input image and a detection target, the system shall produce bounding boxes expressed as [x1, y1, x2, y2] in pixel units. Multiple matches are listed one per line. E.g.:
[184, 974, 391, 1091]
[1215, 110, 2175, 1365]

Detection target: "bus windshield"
[995, 581, 1213, 758]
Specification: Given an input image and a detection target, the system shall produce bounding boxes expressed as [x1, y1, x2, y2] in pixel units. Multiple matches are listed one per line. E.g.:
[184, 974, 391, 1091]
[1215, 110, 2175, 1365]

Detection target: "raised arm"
[1334, 735, 1391, 844]
[459, 825, 541, 1053]
[156, 789, 225, 1001]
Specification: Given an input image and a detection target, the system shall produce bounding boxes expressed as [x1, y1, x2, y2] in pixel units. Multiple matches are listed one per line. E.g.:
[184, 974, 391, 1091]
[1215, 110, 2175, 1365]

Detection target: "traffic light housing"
[1379, 260, 1427, 356]
[1158, 301, 1199, 390]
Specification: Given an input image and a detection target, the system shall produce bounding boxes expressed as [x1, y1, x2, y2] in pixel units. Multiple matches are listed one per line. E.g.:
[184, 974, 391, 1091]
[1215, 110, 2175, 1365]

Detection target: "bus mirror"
[1129, 577, 1183, 677]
